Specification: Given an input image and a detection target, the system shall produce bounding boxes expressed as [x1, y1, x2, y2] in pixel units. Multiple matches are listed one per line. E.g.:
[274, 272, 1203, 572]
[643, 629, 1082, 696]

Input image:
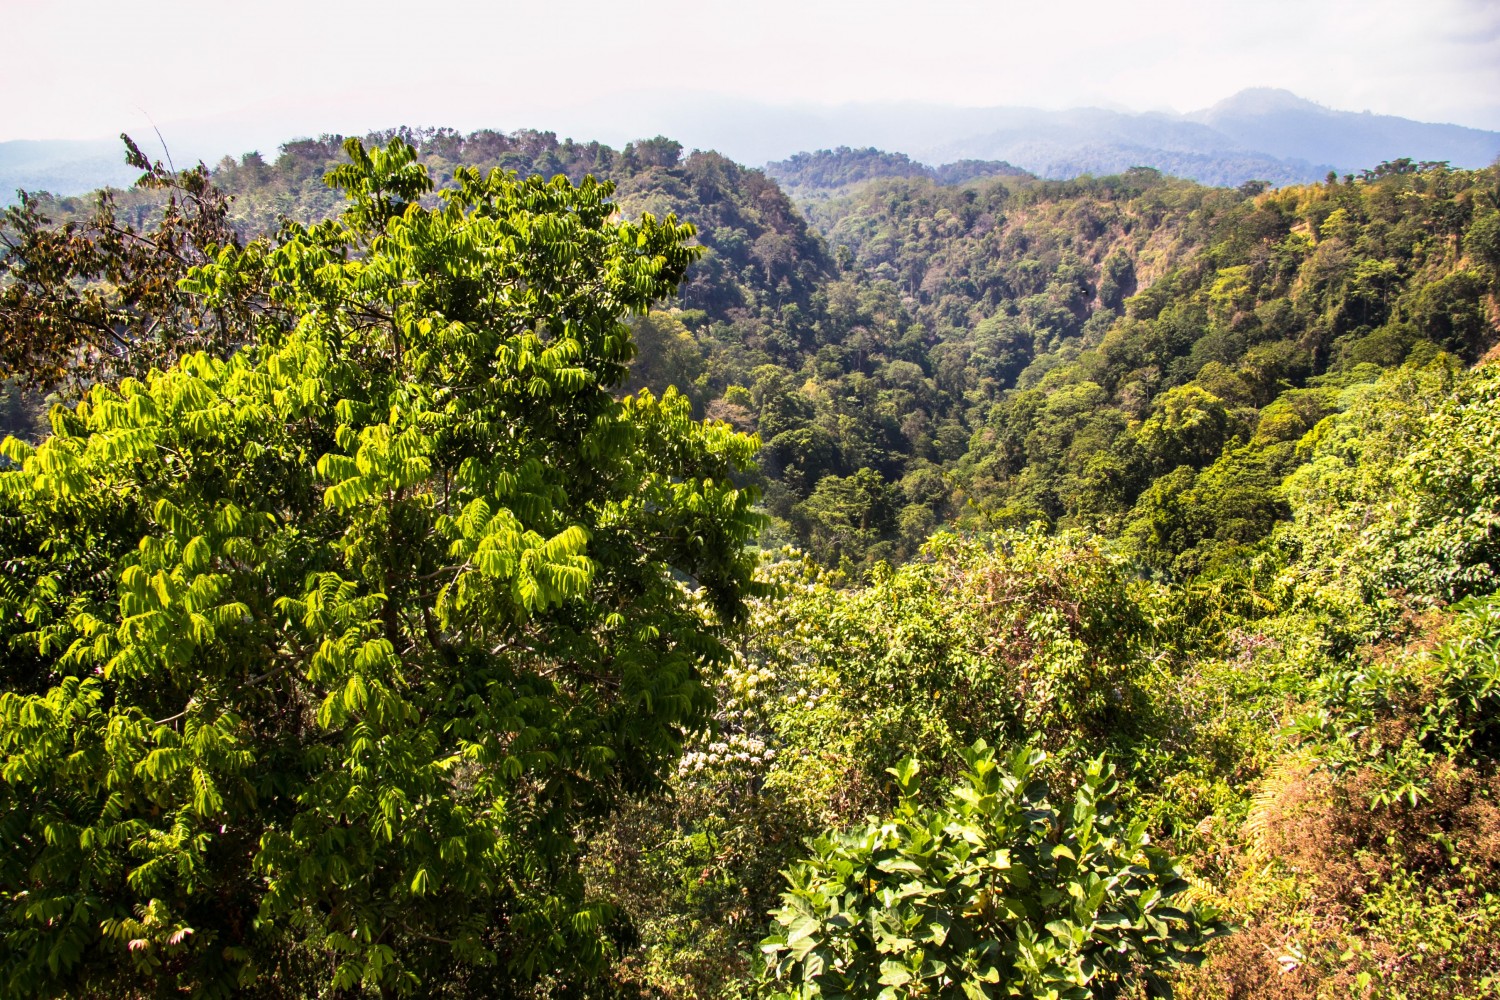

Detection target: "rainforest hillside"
[2, 132, 1500, 999]
[9, 134, 1500, 573]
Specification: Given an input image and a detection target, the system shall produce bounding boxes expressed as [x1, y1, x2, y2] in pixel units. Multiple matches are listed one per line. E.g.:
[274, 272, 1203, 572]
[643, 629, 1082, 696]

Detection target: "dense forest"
[1, 128, 1499, 998]
[764, 148, 1032, 203]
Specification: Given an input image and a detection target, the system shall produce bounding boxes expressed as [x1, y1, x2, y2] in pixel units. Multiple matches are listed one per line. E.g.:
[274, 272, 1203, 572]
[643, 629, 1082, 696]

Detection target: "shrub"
[758, 743, 1224, 999]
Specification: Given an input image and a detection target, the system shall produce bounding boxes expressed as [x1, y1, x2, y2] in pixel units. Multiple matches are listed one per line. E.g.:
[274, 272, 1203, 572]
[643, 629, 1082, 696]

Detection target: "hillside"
[9, 133, 1500, 573]
[793, 159, 1500, 574]
[764, 147, 1031, 202]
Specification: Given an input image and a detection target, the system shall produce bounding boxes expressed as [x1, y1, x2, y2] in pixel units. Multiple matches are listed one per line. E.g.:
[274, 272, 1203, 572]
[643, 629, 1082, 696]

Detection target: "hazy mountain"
[912, 105, 1331, 187]
[643, 91, 1497, 187]
[903, 95, 1497, 186]
[5, 89, 1498, 202]
[1186, 88, 1500, 172]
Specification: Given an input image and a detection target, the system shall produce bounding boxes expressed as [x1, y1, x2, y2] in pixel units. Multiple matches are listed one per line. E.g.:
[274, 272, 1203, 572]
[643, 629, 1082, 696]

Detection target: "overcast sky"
[4, 0, 1499, 151]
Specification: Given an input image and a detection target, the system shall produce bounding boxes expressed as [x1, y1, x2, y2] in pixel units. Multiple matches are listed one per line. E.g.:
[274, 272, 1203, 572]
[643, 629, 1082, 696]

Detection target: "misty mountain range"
[3, 87, 1497, 203]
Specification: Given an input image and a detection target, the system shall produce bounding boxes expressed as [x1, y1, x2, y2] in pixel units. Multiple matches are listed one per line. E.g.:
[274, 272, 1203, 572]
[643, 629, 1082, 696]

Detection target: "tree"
[759, 744, 1224, 999]
[1134, 386, 1231, 473]
[0, 139, 763, 997]
[1405, 270, 1491, 359]
[625, 310, 706, 404]
[794, 468, 896, 566]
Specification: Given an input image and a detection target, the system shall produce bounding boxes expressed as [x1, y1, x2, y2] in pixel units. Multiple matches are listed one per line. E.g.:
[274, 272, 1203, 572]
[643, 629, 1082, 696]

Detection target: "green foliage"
[0, 139, 763, 996]
[759, 744, 1224, 999]
[584, 532, 1177, 999]
[13, 128, 1500, 1000]
[763, 530, 1157, 800]
[794, 468, 899, 567]
[1465, 209, 1500, 274]
[31, 139, 1495, 570]
[1281, 358, 1500, 607]
[583, 556, 831, 1000]
[1135, 387, 1231, 474]
[1120, 442, 1292, 578]
[1296, 597, 1500, 801]
[765, 149, 1030, 203]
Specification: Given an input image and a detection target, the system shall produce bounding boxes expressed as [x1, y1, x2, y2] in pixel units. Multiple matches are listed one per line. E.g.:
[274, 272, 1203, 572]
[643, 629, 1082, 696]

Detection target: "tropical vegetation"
[1, 129, 1498, 998]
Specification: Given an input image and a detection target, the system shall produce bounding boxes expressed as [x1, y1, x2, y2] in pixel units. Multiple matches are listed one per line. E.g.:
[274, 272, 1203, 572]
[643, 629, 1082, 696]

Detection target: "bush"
[758, 743, 1224, 999]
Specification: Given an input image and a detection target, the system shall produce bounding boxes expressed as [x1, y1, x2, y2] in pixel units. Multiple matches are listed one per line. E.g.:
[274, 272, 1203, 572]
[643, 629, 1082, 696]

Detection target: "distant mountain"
[913, 105, 1331, 188]
[917, 92, 1498, 186]
[0, 139, 140, 201]
[1186, 88, 1500, 172]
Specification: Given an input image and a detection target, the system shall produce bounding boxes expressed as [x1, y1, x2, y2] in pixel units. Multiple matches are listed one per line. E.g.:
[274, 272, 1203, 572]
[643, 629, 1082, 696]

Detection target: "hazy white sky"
[4, 0, 1499, 147]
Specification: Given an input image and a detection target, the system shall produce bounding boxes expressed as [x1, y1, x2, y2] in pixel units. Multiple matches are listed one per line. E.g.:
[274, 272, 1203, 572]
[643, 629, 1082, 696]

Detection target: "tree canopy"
[5, 127, 1500, 1000]
[0, 138, 763, 997]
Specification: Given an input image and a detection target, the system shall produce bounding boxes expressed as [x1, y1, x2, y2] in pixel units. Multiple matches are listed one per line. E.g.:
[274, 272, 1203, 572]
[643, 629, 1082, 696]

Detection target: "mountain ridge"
[4, 88, 1498, 202]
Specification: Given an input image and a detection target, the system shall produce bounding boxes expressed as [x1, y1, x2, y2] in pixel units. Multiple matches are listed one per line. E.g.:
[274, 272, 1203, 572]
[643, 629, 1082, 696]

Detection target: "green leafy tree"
[1134, 386, 1231, 474]
[759, 743, 1223, 999]
[625, 310, 707, 403]
[794, 468, 897, 566]
[1465, 210, 1500, 276]
[0, 139, 763, 997]
[1404, 270, 1491, 359]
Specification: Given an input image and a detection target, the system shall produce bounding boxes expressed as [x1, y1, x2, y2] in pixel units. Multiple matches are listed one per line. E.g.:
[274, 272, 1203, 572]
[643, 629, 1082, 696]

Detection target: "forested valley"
[1, 126, 1499, 999]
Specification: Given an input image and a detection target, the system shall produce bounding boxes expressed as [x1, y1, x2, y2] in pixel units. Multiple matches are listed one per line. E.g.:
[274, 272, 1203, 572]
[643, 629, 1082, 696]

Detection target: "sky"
[3, 0, 1499, 156]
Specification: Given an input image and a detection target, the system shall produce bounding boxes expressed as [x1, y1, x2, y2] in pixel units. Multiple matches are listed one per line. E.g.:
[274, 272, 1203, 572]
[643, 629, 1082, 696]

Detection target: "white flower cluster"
[724, 660, 777, 705]
[676, 731, 777, 777]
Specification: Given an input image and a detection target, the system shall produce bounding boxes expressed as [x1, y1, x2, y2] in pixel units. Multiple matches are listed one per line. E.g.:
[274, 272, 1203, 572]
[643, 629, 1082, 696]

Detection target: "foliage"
[732, 530, 1161, 818]
[1281, 358, 1500, 607]
[587, 533, 1195, 999]
[1297, 597, 1500, 802]
[23, 141, 1496, 570]
[1178, 601, 1500, 1000]
[758, 743, 1224, 999]
[10, 127, 1500, 999]
[766, 149, 1030, 203]
[0, 139, 763, 997]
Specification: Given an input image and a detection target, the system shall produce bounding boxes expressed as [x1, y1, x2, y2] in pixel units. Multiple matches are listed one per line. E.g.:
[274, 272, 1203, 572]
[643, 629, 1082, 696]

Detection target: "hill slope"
[9, 132, 1500, 573]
